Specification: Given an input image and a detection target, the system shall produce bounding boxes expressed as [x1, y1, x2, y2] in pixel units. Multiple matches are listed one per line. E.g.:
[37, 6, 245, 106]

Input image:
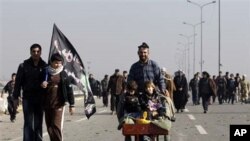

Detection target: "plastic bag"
[0, 97, 7, 113]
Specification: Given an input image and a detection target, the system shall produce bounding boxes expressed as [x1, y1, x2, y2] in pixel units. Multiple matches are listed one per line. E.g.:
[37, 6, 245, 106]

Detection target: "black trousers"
[7, 96, 17, 120]
[22, 99, 43, 141]
[110, 94, 120, 112]
[102, 91, 109, 106]
[201, 94, 210, 111]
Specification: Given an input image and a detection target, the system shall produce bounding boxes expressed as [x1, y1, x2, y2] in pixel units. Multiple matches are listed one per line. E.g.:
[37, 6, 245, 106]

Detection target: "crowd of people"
[189, 71, 250, 107]
[1, 42, 250, 141]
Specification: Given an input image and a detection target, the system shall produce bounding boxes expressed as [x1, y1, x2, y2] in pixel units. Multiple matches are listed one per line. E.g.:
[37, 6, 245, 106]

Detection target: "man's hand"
[41, 81, 48, 88]
[165, 90, 170, 97]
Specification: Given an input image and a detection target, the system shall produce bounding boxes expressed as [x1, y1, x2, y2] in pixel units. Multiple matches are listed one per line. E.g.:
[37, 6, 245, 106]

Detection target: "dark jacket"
[107, 74, 125, 95]
[117, 92, 141, 121]
[13, 57, 47, 100]
[3, 80, 15, 97]
[199, 78, 216, 96]
[42, 68, 75, 107]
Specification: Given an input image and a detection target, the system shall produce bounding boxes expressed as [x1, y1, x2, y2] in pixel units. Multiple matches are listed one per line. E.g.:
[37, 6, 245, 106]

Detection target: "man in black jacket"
[1, 73, 16, 122]
[13, 44, 47, 141]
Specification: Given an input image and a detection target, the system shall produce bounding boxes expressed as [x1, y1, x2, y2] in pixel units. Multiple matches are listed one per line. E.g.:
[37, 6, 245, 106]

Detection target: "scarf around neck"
[48, 65, 64, 76]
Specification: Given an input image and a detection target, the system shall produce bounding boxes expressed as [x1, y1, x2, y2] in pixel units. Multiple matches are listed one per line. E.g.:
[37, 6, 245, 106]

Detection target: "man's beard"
[139, 56, 148, 63]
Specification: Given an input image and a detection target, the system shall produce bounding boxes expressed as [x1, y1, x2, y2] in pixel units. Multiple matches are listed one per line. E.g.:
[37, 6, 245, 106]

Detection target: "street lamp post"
[218, 0, 221, 74]
[176, 48, 186, 71]
[183, 21, 203, 75]
[187, 0, 216, 73]
[178, 35, 193, 81]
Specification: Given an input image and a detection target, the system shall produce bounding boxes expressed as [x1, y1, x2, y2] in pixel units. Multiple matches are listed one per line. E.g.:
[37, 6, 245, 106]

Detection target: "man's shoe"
[10, 118, 15, 123]
[170, 117, 176, 122]
[111, 111, 116, 115]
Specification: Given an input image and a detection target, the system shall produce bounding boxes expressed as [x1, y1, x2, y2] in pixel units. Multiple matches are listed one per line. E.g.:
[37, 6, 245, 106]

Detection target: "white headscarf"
[48, 65, 64, 76]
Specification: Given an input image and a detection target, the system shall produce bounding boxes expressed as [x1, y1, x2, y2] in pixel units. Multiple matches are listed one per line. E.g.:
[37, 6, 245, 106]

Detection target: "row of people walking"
[189, 71, 250, 107]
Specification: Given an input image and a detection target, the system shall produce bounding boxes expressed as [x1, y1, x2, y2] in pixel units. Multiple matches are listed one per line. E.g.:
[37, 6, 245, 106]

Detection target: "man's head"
[137, 42, 149, 63]
[30, 43, 42, 61]
[104, 74, 109, 79]
[11, 73, 16, 81]
[202, 71, 210, 78]
[115, 69, 119, 75]
[219, 71, 223, 76]
[225, 71, 229, 76]
[123, 70, 128, 77]
[89, 74, 94, 79]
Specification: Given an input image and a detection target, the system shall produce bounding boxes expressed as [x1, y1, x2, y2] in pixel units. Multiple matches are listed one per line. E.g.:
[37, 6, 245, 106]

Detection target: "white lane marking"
[184, 109, 189, 112]
[98, 109, 107, 114]
[74, 117, 87, 122]
[195, 125, 208, 134]
[187, 114, 196, 120]
[75, 97, 84, 101]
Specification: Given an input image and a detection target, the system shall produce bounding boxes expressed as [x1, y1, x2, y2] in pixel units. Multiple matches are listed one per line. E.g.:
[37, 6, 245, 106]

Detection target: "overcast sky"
[0, 0, 249, 81]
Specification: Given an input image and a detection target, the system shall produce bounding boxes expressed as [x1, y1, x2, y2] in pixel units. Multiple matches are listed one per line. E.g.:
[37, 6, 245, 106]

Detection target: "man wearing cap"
[127, 42, 167, 95]
[107, 69, 126, 115]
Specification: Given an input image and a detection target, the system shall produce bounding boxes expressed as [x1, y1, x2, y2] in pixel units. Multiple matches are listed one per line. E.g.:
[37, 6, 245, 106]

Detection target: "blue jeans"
[22, 99, 43, 141]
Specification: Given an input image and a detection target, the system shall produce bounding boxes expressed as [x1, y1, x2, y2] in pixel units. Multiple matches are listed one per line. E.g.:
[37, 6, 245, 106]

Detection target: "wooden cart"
[122, 123, 169, 141]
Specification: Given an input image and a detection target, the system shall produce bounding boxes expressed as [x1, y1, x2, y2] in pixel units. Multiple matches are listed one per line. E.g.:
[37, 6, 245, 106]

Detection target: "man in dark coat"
[108, 69, 125, 115]
[13, 44, 47, 141]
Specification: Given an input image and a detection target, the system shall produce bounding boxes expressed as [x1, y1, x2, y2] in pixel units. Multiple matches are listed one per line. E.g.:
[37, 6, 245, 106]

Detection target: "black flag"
[49, 24, 96, 119]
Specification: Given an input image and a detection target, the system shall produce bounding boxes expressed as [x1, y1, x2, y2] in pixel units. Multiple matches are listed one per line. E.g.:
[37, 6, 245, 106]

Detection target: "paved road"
[1, 96, 250, 141]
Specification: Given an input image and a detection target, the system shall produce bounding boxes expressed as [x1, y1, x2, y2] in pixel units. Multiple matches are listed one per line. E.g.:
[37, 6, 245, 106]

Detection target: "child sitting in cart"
[117, 81, 142, 129]
[117, 81, 142, 141]
[140, 81, 166, 120]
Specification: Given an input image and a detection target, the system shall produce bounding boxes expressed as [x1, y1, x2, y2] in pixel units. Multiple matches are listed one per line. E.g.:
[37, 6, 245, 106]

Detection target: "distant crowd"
[88, 69, 250, 115]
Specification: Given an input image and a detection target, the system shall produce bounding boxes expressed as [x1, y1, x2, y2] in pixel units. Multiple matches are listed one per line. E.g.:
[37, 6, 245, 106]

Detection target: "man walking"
[13, 43, 47, 141]
[108, 69, 125, 115]
[1, 73, 17, 122]
[101, 74, 109, 107]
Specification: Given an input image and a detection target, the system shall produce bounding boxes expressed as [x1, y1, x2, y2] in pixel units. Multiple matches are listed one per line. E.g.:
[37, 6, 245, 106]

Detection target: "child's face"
[146, 86, 154, 94]
[129, 90, 135, 95]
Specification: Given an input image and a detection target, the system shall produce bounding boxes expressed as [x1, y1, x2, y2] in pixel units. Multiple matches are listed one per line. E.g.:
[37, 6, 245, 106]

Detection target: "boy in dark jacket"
[117, 81, 141, 124]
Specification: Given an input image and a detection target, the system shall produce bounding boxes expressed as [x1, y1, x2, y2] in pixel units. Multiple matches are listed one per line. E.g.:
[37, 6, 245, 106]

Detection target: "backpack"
[217, 78, 225, 89]
[228, 79, 235, 90]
